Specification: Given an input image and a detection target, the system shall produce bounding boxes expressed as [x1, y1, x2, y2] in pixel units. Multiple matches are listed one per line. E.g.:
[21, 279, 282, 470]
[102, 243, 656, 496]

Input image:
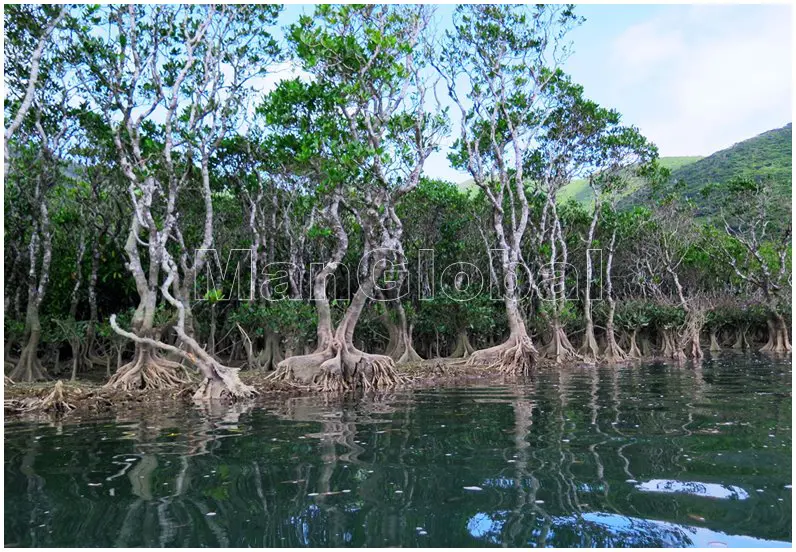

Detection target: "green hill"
[456, 124, 792, 213]
[457, 156, 703, 201]
[672, 123, 791, 188]
[622, 123, 792, 213]
[558, 156, 703, 205]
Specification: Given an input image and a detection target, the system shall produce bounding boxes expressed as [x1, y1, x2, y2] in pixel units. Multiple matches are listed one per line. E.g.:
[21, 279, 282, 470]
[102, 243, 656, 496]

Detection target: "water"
[4, 355, 792, 547]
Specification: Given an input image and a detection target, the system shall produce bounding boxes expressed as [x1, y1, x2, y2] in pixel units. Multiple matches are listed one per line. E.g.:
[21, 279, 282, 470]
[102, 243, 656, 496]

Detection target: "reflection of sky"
[290, 504, 320, 546]
[579, 513, 790, 548]
[466, 511, 508, 544]
[636, 479, 750, 500]
[466, 511, 790, 547]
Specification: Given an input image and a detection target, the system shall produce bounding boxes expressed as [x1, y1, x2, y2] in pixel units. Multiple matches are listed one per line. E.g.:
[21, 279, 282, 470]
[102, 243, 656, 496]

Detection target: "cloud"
[254, 60, 312, 95]
[609, 5, 791, 156]
[612, 20, 685, 77]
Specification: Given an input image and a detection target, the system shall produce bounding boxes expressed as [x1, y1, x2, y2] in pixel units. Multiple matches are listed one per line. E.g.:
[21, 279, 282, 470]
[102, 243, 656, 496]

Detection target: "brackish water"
[4, 354, 792, 547]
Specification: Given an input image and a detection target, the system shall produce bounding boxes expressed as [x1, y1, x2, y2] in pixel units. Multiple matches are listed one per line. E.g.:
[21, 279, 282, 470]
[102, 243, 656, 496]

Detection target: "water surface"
[4, 354, 792, 547]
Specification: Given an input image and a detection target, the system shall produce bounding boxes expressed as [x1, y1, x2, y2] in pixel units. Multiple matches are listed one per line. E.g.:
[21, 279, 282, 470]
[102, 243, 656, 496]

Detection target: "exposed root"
[23, 380, 76, 414]
[105, 347, 191, 392]
[578, 325, 600, 365]
[316, 346, 347, 392]
[316, 364, 347, 393]
[108, 313, 255, 400]
[261, 332, 284, 371]
[661, 330, 686, 362]
[449, 330, 475, 359]
[732, 326, 751, 350]
[679, 308, 706, 359]
[390, 325, 424, 365]
[640, 336, 653, 357]
[681, 330, 703, 359]
[193, 364, 257, 401]
[173, 331, 258, 401]
[761, 315, 792, 353]
[9, 339, 49, 382]
[709, 331, 721, 353]
[627, 329, 642, 359]
[267, 339, 406, 392]
[602, 333, 629, 364]
[467, 333, 538, 377]
[237, 324, 283, 371]
[542, 326, 582, 365]
[351, 351, 406, 390]
[395, 343, 423, 365]
[267, 349, 336, 385]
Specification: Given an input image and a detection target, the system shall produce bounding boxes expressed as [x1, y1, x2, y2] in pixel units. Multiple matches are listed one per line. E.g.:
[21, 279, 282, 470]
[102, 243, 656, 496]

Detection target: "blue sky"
[274, 4, 792, 183]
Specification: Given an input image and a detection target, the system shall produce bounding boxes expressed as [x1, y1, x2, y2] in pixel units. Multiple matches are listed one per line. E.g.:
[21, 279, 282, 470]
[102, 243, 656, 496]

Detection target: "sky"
[270, 4, 792, 184]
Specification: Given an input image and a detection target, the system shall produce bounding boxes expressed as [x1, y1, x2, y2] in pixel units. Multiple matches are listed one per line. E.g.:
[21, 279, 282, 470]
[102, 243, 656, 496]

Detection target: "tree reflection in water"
[3, 355, 792, 547]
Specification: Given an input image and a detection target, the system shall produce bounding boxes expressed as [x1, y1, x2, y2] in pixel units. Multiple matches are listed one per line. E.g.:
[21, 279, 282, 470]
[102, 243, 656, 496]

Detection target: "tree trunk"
[10, 301, 48, 382]
[602, 229, 627, 363]
[379, 311, 400, 358]
[260, 331, 284, 371]
[69, 338, 82, 382]
[683, 326, 703, 359]
[732, 325, 750, 350]
[542, 317, 580, 365]
[388, 302, 423, 365]
[88, 239, 100, 325]
[627, 328, 642, 358]
[679, 308, 705, 359]
[709, 330, 721, 353]
[661, 330, 685, 362]
[183, 333, 256, 400]
[208, 304, 217, 357]
[761, 314, 791, 353]
[640, 334, 653, 357]
[602, 301, 628, 363]
[579, 203, 600, 364]
[4, 339, 17, 372]
[449, 329, 475, 359]
[270, 289, 403, 391]
[268, 240, 405, 391]
[579, 318, 600, 365]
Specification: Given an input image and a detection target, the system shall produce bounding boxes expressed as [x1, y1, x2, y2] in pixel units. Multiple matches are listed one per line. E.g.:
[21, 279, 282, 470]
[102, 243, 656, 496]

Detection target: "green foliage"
[51, 318, 89, 342]
[648, 303, 686, 331]
[204, 289, 225, 304]
[538, 298, 579, 327]
[4, 319, 26, 343]
[228, 301, 317, 343]
[416, 289, 499, 338]
[613, 300, 654, 331]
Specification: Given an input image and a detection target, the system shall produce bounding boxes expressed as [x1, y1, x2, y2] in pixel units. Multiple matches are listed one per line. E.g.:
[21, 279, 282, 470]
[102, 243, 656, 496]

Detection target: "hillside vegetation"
[460, 124, 791, 210]
[558, 156, 703, 204]
[621, 123, 792, 212]
[457, 156, 703, 202]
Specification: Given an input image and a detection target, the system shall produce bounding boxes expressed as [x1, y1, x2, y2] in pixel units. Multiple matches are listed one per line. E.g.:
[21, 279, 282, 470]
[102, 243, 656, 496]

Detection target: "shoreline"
[3, 351, 786, 420]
